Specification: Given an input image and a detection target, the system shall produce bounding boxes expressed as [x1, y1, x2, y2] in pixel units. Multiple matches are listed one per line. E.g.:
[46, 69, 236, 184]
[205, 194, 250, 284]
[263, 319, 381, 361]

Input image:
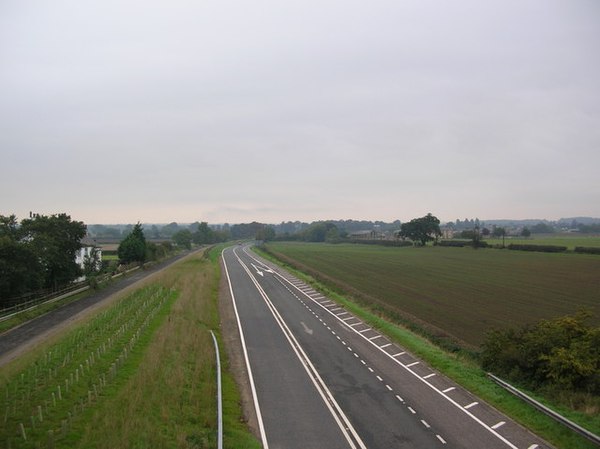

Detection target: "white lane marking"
[300, 321, 314, 335]
[368, 367, 374, 373]
[527, 445, 539, 449]
[222, 249, 270, 449]
[492, 421, 506, 430]
[408, 407, 416, 414]
[350, 322, 363, 327]
[442, 387, 455, 393]
[359, 328, 372, 333]
[392, 352, 405, 357]
[361, 360, 366, 365]
[464, 402, 479, 410]
[330, 308, 342, 312]
[336, 312, 349, 317]
[423, 373, 436, 379]
[437, 435, 447, 444]
[395, 395, 404, 402]
[379, 343, 392, 349]
[244, 248, 522, 449]
[369, 335, 383, 341]
[421, 420, 431, 429]
[342, 317, 355, 321]
[406, 361, 420, 368]
[386, 385, 393, 391]
[376, 375, 383, 381]
[234, 249, 367, 449]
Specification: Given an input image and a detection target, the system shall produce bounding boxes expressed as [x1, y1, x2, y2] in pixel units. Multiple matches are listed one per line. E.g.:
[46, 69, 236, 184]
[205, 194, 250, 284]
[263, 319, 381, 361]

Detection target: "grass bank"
[256, 244, 599, 449]
[1, 248, 259, 449]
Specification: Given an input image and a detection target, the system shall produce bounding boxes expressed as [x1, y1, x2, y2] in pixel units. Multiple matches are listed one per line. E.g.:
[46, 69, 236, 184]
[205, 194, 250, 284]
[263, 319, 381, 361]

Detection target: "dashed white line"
[368, 367, 374, 373]
[436, 435, 447, 444]
[421, 420, 431, 429]
[442, 387, 455, 393]
[369, 335, 383, 341]
[464, 402, 479, 410]
[395, 395, 404, 402]
[392, 352, 405, 357]
[408, 406, 416, 414]
[376, 375, 383, 382]
[423, 373, 436, 379]
[379, 343, 392, 349]
[491, 421, 506, 430]
[406, 361, 420, 368]
[386, 384, 393, 391]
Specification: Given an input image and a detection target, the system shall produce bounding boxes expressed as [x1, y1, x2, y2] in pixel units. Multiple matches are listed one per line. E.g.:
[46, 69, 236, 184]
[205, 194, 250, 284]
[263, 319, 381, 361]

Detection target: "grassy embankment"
[259, 242, 600, 449]
[0, 246, 260, 449]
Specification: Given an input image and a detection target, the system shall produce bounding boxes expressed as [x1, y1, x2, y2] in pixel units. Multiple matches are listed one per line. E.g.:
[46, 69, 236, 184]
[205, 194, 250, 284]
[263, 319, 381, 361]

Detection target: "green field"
[486, 234, 600, 249]
[265, 242, 600, 348]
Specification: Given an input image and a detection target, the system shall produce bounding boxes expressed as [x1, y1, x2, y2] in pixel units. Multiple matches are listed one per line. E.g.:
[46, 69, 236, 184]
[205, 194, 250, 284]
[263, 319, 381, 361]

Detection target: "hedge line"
[346, 239, 414, 247]
[574, 246, 600, 255]
[436, 240, 489, 248]
[507, 244, 567, 253]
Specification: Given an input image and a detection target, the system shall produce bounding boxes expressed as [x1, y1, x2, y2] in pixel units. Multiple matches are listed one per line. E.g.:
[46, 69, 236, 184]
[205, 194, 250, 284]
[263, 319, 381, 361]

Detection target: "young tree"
[118, 222, 147, 263]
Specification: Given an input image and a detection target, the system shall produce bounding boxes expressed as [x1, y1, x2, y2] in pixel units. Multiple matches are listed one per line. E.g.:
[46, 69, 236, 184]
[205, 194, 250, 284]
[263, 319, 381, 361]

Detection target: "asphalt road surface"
[222, 245, 554, 449]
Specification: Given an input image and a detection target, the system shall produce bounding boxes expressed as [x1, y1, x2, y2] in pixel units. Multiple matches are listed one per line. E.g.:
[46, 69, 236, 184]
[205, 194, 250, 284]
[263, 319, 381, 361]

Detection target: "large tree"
[20, 213, 87, 290]
[172, 229, 192, 249]
[118, 222, 147, 263]
[399, 213, 441, 246]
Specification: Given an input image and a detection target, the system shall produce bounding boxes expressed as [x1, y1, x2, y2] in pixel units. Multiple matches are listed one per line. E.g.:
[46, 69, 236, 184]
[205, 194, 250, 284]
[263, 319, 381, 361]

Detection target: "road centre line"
[244, 248, 523, 449]
[234, 249, 367, 449]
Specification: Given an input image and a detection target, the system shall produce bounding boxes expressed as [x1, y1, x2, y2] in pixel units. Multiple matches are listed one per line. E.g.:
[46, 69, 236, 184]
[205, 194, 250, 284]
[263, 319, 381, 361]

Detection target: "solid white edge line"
[249, 250, 523, 449]
[221, 248, 270, 449]
[235, 248, 366, 449]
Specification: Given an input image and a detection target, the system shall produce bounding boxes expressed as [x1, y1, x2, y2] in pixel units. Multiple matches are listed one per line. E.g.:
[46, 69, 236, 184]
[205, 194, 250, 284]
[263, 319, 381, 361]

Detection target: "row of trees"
[0, 214, 87, 304]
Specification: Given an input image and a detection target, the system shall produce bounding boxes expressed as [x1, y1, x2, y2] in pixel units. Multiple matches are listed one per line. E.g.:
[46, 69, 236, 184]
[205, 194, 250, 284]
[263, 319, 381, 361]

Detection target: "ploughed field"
[265, 242, 600, 347]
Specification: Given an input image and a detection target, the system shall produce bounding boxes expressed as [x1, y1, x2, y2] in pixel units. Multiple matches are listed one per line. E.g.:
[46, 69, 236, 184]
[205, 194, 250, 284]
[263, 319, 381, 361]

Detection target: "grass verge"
[254, 245, 599, 449]
[1, 248, 260, 449]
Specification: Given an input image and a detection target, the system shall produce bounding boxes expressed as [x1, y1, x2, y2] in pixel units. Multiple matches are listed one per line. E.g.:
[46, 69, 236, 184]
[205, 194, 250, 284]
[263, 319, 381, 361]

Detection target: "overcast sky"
[1, 0, 599, 225]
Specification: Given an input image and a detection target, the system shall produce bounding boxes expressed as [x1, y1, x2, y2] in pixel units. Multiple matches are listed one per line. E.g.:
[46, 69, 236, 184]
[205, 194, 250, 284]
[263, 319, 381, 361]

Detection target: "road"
[222, 245, 554, 449]
[0, 249, 199, 366]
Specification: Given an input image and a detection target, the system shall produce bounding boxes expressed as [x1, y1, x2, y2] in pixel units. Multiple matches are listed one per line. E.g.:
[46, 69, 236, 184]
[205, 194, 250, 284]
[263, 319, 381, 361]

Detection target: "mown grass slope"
[0, 248, 260, 449]
[265, 242, 600, 347]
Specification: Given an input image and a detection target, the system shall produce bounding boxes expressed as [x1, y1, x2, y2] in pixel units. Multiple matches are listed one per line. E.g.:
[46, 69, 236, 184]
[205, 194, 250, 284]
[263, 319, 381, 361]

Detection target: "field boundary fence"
[487, 373, 600, 445]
